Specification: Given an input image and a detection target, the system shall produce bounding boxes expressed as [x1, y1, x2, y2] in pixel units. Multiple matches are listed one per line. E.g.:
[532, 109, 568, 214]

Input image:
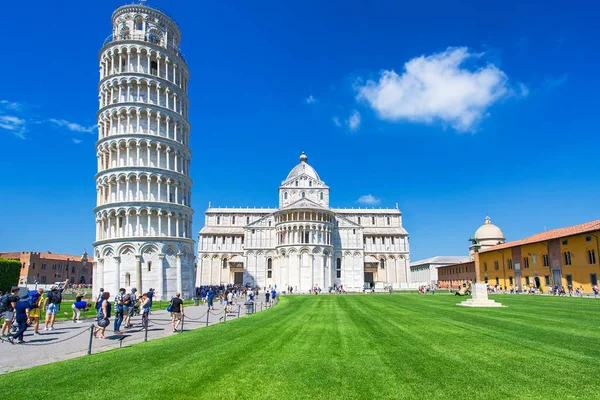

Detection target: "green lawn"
[1, 294, 599, 399]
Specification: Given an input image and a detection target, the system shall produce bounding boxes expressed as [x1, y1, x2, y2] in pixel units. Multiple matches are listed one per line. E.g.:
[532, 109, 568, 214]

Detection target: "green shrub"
[0, 258, 21, 293]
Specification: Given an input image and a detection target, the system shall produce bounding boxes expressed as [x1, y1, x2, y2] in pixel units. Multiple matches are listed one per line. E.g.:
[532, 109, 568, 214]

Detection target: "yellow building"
[476, 220, 600, 292]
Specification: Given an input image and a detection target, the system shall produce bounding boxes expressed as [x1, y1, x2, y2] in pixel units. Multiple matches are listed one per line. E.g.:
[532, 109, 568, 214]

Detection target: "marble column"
[176, 252, 182, 294]
[135, 255, 142, 292]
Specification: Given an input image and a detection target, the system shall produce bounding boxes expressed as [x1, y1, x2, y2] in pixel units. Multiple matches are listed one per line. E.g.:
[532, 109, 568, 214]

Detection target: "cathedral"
[196, 153, 411, 292]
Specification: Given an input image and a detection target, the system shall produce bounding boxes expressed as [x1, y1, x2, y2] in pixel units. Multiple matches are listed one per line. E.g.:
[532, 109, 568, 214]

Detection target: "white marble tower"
[93, 3, 195, 299]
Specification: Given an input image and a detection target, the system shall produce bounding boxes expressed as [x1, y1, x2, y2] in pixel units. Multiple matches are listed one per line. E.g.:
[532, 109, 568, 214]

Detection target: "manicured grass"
[1, 294, 599, 399]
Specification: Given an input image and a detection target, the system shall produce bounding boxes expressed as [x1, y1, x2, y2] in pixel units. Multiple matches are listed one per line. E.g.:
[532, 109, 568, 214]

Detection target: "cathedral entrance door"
[364, 272, 374, 288]
[234, 272, 243, 285]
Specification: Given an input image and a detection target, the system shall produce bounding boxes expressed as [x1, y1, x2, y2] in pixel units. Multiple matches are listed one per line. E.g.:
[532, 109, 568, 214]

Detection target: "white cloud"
[0, 115, 26, 139]
[0, 100, 25, 111]
[305, 95, 316, 104]
[518, 83, 529, 97]
[356, 47, 511, 132]
[72, 138, 83, 144]
[347, 110, 361, 131]
[49, 119, 97, 133]
[358, 194, 381, 205]
[332, 117, 341, 127]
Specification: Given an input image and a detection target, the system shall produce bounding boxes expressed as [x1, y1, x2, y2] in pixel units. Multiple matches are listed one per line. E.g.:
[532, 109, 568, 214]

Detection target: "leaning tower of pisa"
[93, 3, 195, 300]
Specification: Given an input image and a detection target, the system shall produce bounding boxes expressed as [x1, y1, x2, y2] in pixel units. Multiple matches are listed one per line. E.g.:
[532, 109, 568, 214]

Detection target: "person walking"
[265, 290, 270, 303]
[147, 288, 155, 308]
[93, 292, 111, 339]
[29, 288, 45, 335]
[44, 286, 63, 331]
[170, 292, 184, 332]
[227, 290, 233, 312]
[207, 287, 215, 310]
[1, 287, 20, 337]
[140, 293, 151, 330]
[113, 288, 126, 334]
[8, 294, 31, 344]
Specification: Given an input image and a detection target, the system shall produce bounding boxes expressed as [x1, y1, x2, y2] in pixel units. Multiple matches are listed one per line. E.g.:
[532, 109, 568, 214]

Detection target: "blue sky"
[0, 0, 598, 261]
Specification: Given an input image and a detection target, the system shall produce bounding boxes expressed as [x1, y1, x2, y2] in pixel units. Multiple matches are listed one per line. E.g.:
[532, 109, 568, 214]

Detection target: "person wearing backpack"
[28, 288, 45, 335]
[43, 286, 62, 331]
[7, 293, 31, 344]
[124, 288, 137, 328]
[113, 288, 126, 334]
[1, 287, 20, 338]
[93, 292, 111, 339]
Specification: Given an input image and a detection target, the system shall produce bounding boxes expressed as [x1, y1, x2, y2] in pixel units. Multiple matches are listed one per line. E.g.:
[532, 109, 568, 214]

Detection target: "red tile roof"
[0, 251, 93, 262]
[480, 219, 600, 253]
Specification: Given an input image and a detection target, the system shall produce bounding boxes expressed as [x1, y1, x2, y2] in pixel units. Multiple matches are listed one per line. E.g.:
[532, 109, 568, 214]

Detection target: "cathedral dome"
[473, 216, 505, 241]
[286, 152, 321, 181]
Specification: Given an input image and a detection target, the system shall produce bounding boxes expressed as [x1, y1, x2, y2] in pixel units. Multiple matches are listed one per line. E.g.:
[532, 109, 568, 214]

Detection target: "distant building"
[469, 216, 506, 257]
[476, 219, 600, 292]
[409, 256, 471, 287]
[0, 251, 92, 286]
[412, 216, 504, 287]
[437, 261, 475, 289]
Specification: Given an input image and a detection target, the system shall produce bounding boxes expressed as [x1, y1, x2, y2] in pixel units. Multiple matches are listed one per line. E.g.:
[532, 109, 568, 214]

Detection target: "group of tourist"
[93, 287, 153, 339]
[418, 285, 436, 294]
[1, 281, 283, 344]
[0, 280, 72, 344]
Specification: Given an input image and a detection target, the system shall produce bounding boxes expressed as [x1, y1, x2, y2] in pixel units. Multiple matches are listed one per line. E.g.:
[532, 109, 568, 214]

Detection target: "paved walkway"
[0, 300, 275, 374]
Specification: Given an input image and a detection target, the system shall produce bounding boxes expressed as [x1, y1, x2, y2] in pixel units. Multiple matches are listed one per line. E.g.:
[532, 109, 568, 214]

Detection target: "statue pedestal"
[457, 283, 504, 307]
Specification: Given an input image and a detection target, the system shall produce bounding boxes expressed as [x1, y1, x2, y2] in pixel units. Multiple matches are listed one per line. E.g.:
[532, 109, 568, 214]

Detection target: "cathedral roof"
[279, 198, 330, 211]
[285, 152, 321, 182]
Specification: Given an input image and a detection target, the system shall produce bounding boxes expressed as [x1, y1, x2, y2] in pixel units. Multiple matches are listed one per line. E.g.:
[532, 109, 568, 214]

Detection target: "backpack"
[49, 291, 62, 304]
[28, 290, 40, 309]
[123, 294, 132, 306]
[0, 295, 9, 313]
[96, 299, 112, 318]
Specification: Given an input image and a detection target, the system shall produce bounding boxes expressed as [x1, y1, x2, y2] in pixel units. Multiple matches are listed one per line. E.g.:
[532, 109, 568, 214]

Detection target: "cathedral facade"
[196, 153, 410, 292]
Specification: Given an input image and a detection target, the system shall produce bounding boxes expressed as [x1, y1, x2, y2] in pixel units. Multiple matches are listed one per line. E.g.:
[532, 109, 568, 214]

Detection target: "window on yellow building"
[495, 277, 499, 285]
[562, 239, 568, 245]
[544, 275, 550, 285]
[566, 274, 573, 286]
[532, 254, 537, 264]
[543, 254, 549, 266]
[484, 263, 487, 272]
[509, 276, 513, 286]
[524, 257, 530, 268]
[564, 251, 572, 265]
[508, 259, 513, 270]
[525, 276, 530, 285]
[591, 274, 598, 286]
[494, 261, 499, 270]
[586, 236, 592, 242]
[589, 250, 596, 264]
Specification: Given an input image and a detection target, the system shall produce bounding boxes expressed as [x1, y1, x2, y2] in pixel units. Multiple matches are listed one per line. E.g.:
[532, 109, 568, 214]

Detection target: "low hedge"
[0, 258, 21, 293]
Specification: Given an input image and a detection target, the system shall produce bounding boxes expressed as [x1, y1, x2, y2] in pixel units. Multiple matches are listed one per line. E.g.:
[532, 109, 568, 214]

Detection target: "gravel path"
[0, 300, 273, 374]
